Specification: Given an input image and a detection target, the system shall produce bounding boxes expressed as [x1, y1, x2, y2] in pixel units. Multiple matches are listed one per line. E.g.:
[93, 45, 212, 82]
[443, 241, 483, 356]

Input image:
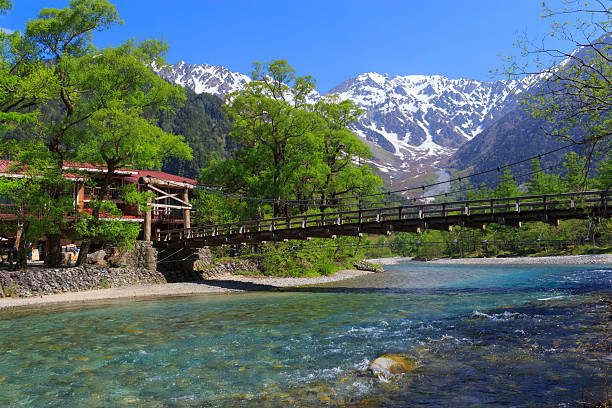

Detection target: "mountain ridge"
[155, 61, 534, 192]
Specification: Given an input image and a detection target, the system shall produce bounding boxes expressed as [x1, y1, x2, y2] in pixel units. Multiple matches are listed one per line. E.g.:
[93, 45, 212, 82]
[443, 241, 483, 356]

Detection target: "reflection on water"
[0, 263, 610, 407]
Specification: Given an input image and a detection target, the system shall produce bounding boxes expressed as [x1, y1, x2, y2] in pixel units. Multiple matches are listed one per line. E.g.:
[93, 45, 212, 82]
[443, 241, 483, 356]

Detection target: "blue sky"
[1, 1, 570, 92]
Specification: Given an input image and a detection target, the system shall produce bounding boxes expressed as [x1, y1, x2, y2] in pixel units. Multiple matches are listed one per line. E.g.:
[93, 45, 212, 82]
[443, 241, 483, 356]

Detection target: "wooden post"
[144, 184, 152, 241]
[77, 183, 85, 210]
[183, 188, 191, 231]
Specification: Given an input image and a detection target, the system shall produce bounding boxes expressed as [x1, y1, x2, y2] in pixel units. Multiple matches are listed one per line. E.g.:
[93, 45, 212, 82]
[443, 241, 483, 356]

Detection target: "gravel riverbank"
[0, 269, 373, 310]
[211, 269, 374, 287]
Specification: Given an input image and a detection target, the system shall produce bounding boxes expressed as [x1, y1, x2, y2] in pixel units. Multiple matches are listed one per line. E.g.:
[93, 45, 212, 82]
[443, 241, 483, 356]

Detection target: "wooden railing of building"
[139, 176, 194, 241]
[154, 190, 611, 248]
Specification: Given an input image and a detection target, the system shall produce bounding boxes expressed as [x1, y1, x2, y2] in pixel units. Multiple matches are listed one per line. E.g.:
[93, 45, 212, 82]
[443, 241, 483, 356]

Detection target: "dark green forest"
[159, 90, 233, 179]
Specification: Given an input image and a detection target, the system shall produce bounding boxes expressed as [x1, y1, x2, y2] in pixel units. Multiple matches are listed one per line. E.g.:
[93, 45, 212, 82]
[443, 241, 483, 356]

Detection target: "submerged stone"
[367, 354, 417, 381]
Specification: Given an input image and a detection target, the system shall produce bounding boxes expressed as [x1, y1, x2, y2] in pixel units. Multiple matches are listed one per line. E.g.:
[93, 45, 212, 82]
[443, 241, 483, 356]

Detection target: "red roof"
[0, 160, 197, 185]
[0, 160, 10, 172]
[0, 159, 26, 175]
[127, 170, 197, 185]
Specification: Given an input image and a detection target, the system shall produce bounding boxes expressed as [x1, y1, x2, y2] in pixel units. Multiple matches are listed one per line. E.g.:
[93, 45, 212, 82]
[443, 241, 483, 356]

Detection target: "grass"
[1, 283, 18, 297]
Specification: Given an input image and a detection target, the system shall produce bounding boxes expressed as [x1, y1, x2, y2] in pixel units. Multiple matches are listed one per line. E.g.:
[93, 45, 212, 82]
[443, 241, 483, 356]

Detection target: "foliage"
[73, 201, 141, 248]
[119, 184, 153, 209]
[159, 90, 233, 179]
[503, 0, 611, 158]
[562, 151, 589, 191]
[0, 0, 193, 265]
[251, 237, 360, 277]
[0, 141, 73, 267]
[191, 190, 238, 226]
[312, 96, 381, 211]
[493, 166, 520, 198]
[0, 1, 56, 129]
[201, 59, 382, 219]
[526, 158, 563, 194]
[593, 155, 612, 189]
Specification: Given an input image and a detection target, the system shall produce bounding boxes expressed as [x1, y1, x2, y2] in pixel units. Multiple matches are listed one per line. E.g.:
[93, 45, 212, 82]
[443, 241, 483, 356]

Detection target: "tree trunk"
[7, 246, 14, 271]
[75, 240, 90, 266]
[45, 233, 63, 267]
[14, 222, 29, 270]
[16, 246, 28, 270]
[75, 170, 112, 265]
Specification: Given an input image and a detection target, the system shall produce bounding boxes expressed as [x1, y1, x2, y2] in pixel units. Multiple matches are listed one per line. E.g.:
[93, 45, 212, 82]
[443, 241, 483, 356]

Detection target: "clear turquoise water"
[0, 263, 610, 407]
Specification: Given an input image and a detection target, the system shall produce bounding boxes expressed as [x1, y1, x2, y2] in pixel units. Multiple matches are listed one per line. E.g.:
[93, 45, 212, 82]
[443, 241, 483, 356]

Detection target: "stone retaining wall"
[162, 259, 260, 282]
[107, 241, 157, 270]
[0, 266, 167, 298]
[0, 243, 262, 298]
[157, 247, 260, 282]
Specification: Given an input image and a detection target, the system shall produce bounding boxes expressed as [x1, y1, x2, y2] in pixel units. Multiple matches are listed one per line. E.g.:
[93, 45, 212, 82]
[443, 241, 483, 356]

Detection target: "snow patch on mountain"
[156, 61, 251, 97]
[155, 60, 534, 191]
[327, 72, 530, 163]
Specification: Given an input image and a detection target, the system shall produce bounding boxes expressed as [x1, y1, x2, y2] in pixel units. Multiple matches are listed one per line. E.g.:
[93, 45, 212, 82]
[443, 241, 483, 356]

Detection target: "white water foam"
[537, 295, 566, 301]
[471, 310, 529, 321]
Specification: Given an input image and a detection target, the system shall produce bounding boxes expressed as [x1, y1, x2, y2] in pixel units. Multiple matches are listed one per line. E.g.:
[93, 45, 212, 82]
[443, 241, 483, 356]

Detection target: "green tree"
[202, 60, 382, 219]
[24, 0, 122, 161]
[503, 1, 611, 160]
[212, 59, 320, 217]
[191, 190, 237, 226]
[561, 151, 589, 191]
[593, 155, 612, 190]
[313, 96, 382, 211]
[0, 141, 73, 268]
[0, 1, 56, 129]
[493, 166, 520, 198]
[3, 0, 192, 266]
[526, 158, 562, 194]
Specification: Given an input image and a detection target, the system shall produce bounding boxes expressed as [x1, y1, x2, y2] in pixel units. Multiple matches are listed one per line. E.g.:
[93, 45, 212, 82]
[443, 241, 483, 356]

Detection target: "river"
[0, 262, 610, 407]
[424, 167, 451, 198]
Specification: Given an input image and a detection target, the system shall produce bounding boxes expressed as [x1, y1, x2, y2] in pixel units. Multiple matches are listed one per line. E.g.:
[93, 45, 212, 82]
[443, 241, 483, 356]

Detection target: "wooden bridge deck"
[154, 191, 611, 248]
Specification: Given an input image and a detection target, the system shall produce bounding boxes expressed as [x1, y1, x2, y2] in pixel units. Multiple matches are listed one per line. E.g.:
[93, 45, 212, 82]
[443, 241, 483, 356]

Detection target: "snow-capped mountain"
[156, 61, 251, 96]
[329, 73, 529, 163]
[156, 61, 533, 191]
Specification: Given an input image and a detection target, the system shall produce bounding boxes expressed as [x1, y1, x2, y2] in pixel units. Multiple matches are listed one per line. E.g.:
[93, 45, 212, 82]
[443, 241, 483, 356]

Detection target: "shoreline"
[425, 253, 612, 265]
[1, 254, 610, 311]
[0, 269, 374, 311]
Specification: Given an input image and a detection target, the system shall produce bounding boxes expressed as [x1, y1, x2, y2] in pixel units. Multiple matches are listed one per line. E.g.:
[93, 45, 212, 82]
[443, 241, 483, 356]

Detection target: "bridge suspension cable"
[196, 142, 576, 207]
[343, 160, 565, 209]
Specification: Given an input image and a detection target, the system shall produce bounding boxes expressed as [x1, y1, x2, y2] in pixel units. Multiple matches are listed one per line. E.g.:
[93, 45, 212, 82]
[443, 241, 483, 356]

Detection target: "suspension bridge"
[154, 190, 611, 248]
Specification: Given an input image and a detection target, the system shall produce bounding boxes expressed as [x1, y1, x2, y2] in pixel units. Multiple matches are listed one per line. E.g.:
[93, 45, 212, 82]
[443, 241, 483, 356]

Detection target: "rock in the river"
[87, 250, 107, 266]
[367, 354, 417, 380]
[353, 261, 381, 273]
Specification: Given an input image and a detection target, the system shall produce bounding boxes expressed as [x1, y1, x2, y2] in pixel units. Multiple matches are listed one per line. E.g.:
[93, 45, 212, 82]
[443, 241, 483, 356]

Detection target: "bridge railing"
[155, 190, 610, 242]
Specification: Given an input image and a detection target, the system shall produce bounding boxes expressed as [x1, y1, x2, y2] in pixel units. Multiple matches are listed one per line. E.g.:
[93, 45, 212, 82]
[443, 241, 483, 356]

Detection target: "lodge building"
[0, 160, 197, 259]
